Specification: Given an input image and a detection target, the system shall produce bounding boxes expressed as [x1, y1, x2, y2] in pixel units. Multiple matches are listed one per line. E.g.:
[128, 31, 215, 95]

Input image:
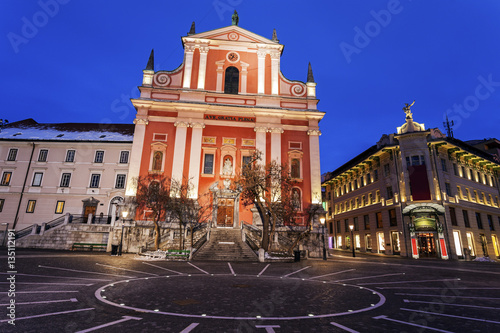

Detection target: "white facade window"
[65, 150, 75, 162]
[89, 174, 101, 188]
[377, 232, 385, 253]
[94, 151, 104, 163]
[1, 172, 12, 186]
[55, 201, 65, 214]
[7, 148, 18, 161]
[32, 172, 43, 187]
[60, 173, 71, 187]
[115, 174, 126, 189]
[38, 149, 48, 162]
[453, 231, 463, 257]
[26, 200, 36, 213]
[119, 151, 129, 164]
[466, 232, 476, 256]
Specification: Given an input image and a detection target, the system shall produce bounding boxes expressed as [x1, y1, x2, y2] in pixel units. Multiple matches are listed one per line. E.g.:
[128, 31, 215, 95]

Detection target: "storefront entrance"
[417, 233, 437, 257]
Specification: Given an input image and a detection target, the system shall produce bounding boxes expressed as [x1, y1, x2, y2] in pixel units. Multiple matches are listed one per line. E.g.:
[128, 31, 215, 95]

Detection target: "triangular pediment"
[184, 25, 280, 45]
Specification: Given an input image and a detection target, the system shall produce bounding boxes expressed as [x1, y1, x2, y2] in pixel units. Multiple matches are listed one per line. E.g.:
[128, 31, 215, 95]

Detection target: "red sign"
[440, 238, 448, 257]
[204, 114, 256, 122]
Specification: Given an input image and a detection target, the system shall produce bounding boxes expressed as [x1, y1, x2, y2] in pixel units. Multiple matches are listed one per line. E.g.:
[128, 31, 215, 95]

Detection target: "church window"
[224, 66, 239, 94]
[203, 153, 214, 174]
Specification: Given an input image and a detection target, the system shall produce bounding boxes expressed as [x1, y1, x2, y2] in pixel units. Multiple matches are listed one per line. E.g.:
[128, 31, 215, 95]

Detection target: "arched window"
[152, 151, 163, 171]
[224, 66, 239, 94]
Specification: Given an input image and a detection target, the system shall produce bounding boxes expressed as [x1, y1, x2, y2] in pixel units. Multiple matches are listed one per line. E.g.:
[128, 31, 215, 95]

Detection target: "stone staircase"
[193, 228, 258, 261]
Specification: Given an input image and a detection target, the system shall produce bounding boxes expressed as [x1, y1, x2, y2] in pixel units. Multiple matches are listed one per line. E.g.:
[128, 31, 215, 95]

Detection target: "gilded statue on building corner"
[403, 100, 415, 119]
[232, 10, 239, 26]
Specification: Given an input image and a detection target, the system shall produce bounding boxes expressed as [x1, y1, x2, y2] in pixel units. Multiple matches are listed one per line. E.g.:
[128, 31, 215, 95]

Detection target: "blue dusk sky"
[2, 0, 500, 174]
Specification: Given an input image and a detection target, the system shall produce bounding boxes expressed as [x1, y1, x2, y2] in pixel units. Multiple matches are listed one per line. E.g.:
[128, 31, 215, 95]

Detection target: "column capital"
[307, 129, 322, 136]
[199, 46, 209, 53]
[257, 50, 268, 58]
[270, 52, 281, 60]
[133, 118, 149, 125]
[269, 127, 284, 134]
[254, 126, 268, 133]
[190, 122, 205, 129]
[174, 121, 190, 128]
[185, 45, 196, 53]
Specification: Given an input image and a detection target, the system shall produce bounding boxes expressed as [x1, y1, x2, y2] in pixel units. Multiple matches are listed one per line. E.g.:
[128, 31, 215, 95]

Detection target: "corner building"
[322, 109, 500, 260]
[127, 23, 325, 228]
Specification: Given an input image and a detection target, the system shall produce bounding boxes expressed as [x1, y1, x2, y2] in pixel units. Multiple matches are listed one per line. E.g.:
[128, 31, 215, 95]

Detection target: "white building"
[0, 119, 133, 231]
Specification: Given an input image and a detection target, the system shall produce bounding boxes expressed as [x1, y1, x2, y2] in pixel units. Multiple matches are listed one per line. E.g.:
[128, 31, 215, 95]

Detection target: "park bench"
[165, 249, 190, 260]
[71, 243, 107, 251]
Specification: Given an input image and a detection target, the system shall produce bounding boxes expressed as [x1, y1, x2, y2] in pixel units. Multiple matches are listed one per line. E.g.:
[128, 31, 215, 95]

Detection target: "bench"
[71, 243, 107, 251]
[165, 249, 190, 259]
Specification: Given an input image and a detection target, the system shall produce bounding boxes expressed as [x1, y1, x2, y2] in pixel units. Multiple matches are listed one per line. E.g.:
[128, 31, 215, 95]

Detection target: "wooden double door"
[217, 199, 234, 227]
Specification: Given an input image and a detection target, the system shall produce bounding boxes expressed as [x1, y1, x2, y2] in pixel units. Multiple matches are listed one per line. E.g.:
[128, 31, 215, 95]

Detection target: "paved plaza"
[1, 250, 500, 332]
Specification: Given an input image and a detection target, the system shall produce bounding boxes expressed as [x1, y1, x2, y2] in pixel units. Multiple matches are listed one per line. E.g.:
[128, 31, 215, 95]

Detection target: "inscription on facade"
[204, 114, 256, 122]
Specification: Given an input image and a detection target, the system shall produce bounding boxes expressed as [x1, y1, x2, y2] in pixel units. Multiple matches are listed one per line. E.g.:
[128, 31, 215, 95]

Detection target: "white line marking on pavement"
[0, 291, 79, 294]
[0, 272, 111, 282]
[141, 262, 184, 274]
[373, 315, 453, 333]
[228, 263, 235, 275]
[359, 278, 460, 286]
[0, 298, 78, 306]
[333, 273, 404, 283]
[96, 263, 159, 276]
[255, 325, 280, 332]
[282, 266, 311, 278]
[75, 316, 142, 333]
[0, 282, 92, 286]
[39, 265, 135, 278]
[257, 264, 270, 277]
[330, 321, 360, 332]
[187, 262, 210, 275]
[179, 323, 199, 333]
[0, 308, 94, 323]
[403, 299, 500, 310]
[396, 293, 500, 300]
[378, 286, 500, 290]
[308, 269, 356, 280]
[400, 308, 500, 325]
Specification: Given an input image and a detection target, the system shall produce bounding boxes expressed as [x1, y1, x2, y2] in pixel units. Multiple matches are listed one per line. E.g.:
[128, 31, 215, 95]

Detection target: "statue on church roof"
[403, 100, 415, 119]
[232, 10, 239, 26]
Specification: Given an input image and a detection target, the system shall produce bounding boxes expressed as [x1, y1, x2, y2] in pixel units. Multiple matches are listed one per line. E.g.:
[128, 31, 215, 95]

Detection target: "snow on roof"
[0, 119, 134, 142]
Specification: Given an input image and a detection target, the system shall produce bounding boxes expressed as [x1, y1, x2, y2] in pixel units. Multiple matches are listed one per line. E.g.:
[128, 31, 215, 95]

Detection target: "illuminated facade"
[126, 22, 325, 227]
[322, 109, 500, 260]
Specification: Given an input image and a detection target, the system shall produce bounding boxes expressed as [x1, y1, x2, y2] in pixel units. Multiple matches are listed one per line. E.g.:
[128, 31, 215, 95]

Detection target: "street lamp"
[319, 214, 327, 260]
[118, 210, 128, 256]
[349, 224, 355, 257]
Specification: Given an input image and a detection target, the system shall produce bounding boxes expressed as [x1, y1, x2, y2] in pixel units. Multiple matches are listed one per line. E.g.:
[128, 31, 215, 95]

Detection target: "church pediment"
[183, 26, 280, 45]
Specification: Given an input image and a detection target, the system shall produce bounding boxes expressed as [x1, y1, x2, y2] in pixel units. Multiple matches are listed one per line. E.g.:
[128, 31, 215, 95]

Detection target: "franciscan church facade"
[126, 16, 325, 228]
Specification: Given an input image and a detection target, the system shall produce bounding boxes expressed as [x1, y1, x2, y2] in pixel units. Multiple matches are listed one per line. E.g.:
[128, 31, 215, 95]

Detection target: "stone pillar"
[240, 62, 249, 94]
[182, 45, 195, 89]
[254, 126, 268, 165]
[171, 121, 189, 193]
[269, 128, 283, 164]
[110, 204, 117, 226]
[257, 50, 267, 94]
[31, 224, 38, 235]
[126, 117, 148, 196]
[197, 47, 209, 90]
[188, 122, 205, 198]
[40, 223, 47, 236]
[63, 213, 70, 225]
[87, 214, 93, 224]
[308, 129, 322, 204]
[270, 52, 280, 95]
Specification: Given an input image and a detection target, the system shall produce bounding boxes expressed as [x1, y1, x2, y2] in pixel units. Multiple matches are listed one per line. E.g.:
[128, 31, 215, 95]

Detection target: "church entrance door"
[217, 199, 234, 227]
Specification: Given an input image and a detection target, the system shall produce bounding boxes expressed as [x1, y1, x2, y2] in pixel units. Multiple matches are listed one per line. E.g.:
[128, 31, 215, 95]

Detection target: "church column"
[270, 52, 280, 95]
[308, 129, 322, 204]
[197, 46, 209, 90]
[182, 45, 196, 89]
[257, 50, 267, 94]
[187, 122, 205, 198]
[254, 126, 268, 165]
[269, 127, 283, 164]
[126, 117, 148, 196]
[240, 62, 249, 94]
[215, 60, 225, 92]
[171, 121, 189, 193]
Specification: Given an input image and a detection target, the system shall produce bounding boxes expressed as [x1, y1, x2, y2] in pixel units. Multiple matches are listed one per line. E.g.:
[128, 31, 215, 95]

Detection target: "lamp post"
[320, 214, 326, 260]
[118, 211, 128, 256]
[349, 224, 355, 257]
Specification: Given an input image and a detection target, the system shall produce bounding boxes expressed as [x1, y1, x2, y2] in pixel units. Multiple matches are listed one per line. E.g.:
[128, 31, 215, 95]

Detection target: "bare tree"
[285, 203, 323, 254]
[134, 174, 171, 250]
[236, 151, 298, 251]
